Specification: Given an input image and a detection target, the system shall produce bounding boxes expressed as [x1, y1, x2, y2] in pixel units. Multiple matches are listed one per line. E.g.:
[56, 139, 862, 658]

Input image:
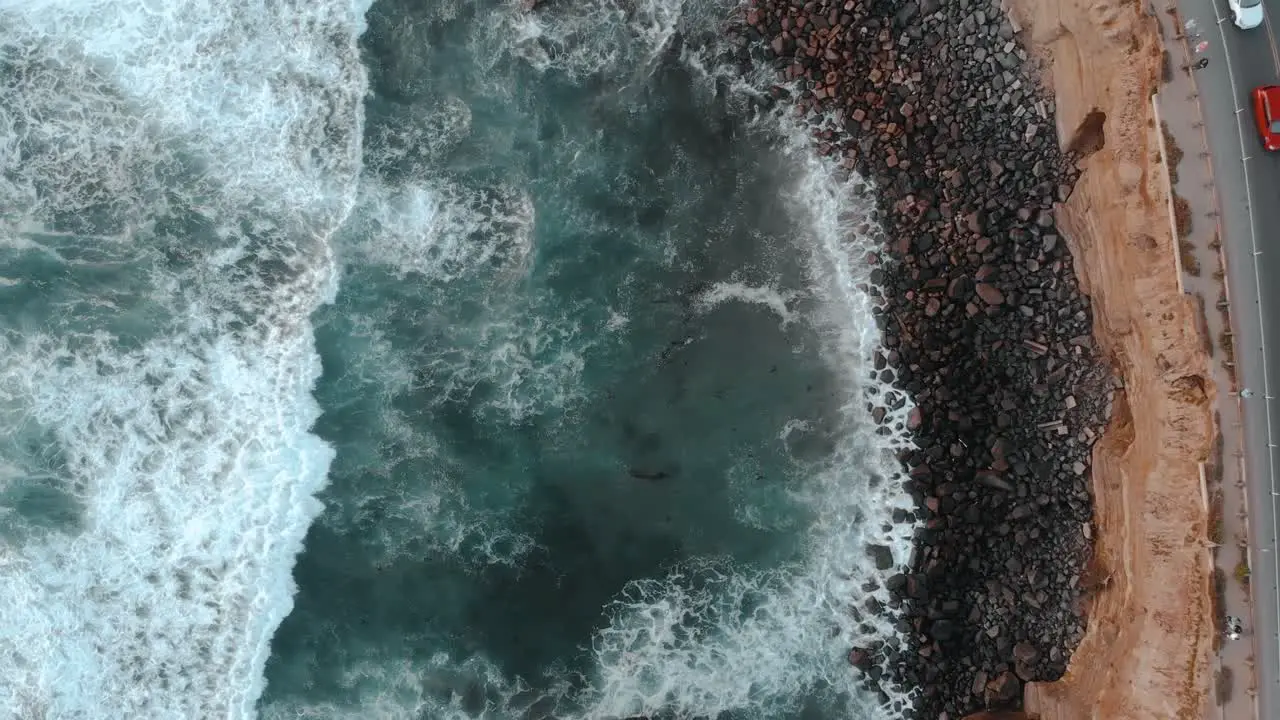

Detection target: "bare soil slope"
[1002, 0, 1215, 717]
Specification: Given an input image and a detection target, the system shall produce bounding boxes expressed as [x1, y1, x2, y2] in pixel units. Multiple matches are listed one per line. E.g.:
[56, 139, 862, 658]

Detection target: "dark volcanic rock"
[729, 0, 1112, 716]
[867, 544, 896, 571]
[975, 282, 1005, 306]
[985, 671, 1022, 706]
[849, 646, 875, 671]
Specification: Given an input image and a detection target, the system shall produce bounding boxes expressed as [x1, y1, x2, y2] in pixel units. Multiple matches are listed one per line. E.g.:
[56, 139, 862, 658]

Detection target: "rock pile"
[723, 0, 1115, 717]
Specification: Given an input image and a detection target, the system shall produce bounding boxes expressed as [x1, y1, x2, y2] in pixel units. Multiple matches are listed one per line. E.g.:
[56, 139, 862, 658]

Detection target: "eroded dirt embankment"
[1004, 0, 1216, 717]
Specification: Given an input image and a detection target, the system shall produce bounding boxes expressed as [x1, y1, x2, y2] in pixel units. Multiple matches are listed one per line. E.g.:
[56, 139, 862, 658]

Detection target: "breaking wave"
[0, 0, 369, 716]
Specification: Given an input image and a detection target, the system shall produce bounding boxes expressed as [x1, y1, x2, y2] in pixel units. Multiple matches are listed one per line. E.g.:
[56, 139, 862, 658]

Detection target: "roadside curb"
[1152, 95, 1188, 294]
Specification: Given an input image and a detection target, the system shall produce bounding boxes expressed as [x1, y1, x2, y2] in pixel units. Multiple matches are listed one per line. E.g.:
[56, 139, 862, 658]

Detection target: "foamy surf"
[694, 282, 799, 327]
[262, 0, 916, 717]
[559, 115, 921, 720]
[0, 334, 334, 718]
[516, 6, 920, 717]
[0, 0, 371, 716]
[0, 0, 924, 717]
[505, 0, 689, 79]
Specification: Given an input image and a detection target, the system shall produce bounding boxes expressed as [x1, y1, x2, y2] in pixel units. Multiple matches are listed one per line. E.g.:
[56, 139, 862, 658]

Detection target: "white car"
[1231, 0, 1264, 29]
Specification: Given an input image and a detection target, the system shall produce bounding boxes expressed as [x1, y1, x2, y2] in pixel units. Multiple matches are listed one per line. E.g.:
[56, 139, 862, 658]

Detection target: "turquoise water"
[0, 0, 915, 718]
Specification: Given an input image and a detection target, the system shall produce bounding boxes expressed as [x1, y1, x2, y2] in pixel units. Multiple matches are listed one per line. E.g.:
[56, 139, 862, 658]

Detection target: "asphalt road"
[1191, 0, 1280, 715]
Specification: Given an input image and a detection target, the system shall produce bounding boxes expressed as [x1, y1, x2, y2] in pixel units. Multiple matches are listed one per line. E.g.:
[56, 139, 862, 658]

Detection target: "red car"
[1254, 85, 1280, 151]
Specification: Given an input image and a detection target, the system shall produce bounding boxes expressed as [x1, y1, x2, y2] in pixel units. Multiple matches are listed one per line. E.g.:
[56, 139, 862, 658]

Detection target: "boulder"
[975, 282, 1005, 306]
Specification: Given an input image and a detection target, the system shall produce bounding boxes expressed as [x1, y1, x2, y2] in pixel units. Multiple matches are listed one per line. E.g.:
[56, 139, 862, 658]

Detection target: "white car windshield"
[1242, 0, 1262, 7]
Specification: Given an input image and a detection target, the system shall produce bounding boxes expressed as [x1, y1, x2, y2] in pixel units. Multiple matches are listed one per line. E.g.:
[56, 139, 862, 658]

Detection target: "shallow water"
[0, 0, 916, 717]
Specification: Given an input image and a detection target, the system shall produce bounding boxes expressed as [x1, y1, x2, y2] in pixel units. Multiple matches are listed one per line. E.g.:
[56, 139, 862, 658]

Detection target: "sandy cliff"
[1003, 0, 1216, 718]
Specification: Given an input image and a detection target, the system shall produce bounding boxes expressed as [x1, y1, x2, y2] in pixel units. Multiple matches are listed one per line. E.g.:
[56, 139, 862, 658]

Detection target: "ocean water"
[0, 0, 917, 718]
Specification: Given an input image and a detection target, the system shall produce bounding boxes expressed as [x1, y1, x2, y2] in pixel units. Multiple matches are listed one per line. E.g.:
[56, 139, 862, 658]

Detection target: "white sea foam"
[504, 0, 691, 80]
[0, 333, 335, 719]
[260, 651, 553, 720]
[341, 175, 602, 422]
[367, 95, 473, 174]
[694, 280, 799, 327]
[605, 309, 630, 331]
[350, 178, 534, 284]
[0, 0, 372, 716]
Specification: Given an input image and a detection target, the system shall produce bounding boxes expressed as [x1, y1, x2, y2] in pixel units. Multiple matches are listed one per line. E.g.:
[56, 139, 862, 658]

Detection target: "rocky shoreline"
[723, 0, 1116, 716]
